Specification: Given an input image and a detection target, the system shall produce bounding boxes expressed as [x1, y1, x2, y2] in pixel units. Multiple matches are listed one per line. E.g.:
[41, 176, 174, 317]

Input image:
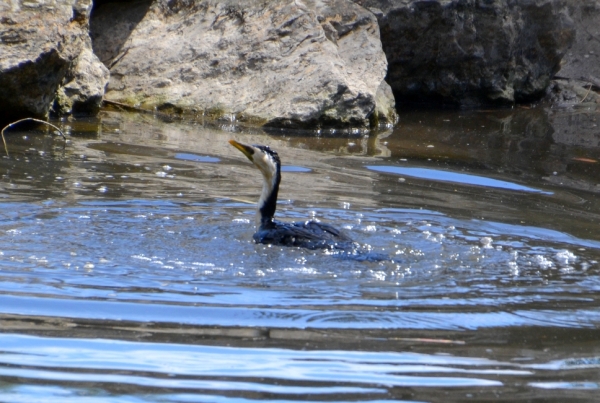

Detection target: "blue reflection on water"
[281, 166, 311, 172]
[0, 333, 509, 389]
[1, 294, 599, 330]
[175, 153, 220, 163]
[366, 166, 553, 195]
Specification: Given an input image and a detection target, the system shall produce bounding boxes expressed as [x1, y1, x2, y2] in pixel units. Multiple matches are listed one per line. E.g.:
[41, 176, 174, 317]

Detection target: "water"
[0, 106, 599, 402]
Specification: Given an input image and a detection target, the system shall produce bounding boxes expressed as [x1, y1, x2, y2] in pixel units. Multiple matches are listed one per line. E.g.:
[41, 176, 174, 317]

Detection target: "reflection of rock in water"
[387, 107, 555, 175]
[366, 128, 393, 158]
[544, 174, 600, 195]
[486, 108, 555, 174]
[0, 129, 72, 201]
[548, 105, 600, 148]
[385, 104, 600, 200]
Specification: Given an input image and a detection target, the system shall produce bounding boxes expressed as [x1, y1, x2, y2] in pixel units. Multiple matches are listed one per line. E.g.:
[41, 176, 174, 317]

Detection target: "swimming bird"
[229, 140, 355, 250]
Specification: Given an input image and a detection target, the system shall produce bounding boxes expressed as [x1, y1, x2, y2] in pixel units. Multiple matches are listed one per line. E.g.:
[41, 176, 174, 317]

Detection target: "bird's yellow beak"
[229, 139, 254, 162]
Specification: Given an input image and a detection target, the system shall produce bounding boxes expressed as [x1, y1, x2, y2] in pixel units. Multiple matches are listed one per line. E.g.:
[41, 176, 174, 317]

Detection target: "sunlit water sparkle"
[0, 110, 599, 402]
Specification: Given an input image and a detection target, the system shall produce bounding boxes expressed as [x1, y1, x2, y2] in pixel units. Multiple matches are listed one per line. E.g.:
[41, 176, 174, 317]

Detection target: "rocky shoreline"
[1, 0, 598, 129]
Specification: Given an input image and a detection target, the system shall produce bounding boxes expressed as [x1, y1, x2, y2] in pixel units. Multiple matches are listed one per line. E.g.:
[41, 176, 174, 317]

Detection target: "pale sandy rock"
[91, 0, 396, 128]
[55, 48, 110, 115]
[0, 0, 108, 124]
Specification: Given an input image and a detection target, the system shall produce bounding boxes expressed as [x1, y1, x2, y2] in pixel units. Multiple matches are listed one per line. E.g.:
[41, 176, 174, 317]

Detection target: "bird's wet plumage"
[254, 219, 355, 250]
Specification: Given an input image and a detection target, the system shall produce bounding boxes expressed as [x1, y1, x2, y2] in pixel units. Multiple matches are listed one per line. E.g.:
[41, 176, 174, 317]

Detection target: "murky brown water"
[0, 105, 599, 402]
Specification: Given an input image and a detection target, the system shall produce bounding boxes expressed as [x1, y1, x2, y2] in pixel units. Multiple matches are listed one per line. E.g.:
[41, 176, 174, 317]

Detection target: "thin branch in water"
[580, 83, 593, 103]
[1, 118, 66, 156]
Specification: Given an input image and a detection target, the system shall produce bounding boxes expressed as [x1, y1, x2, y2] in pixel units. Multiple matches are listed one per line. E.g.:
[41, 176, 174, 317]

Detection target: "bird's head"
[229, 140, 281, 179]
[229, 139, 282, 225]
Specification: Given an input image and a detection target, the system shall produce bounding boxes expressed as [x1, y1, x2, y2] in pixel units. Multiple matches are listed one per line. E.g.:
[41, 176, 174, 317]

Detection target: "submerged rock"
[0, 0, 109, 125]
[356, 0, 575, 108]
[91, 0, 396, 129]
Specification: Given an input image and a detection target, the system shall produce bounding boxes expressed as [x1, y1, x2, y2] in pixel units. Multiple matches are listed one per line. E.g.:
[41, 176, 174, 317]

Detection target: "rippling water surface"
[1, 107, 600, 402]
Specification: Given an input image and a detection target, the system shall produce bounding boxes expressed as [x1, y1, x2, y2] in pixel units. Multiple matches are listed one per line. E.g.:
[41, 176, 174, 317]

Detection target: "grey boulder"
[0, 0, 109, 124]
[356, 0, 575, 107]
[91, 0, 396, 129]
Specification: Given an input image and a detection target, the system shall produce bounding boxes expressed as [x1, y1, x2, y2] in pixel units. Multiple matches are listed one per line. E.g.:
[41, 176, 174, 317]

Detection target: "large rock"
[355, 0, 575, 108]
[0, 0, 109, 125]
[54, 46, 110, 115]
[91, 0, 396, 129]
[557, 0, 600, 82]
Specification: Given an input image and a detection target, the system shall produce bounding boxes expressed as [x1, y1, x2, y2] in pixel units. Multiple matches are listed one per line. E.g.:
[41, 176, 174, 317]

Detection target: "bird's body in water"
[229, 140, 355, 250]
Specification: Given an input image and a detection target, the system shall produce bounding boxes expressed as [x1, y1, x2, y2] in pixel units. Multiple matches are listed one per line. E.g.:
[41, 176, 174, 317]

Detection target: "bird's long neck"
[257, 165, 281, 228]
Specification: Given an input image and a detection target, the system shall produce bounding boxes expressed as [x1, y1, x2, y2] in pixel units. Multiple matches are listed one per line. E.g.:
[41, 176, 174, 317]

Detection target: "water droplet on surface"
[555, 250, 577, 266]
[480, 237, 493, 248]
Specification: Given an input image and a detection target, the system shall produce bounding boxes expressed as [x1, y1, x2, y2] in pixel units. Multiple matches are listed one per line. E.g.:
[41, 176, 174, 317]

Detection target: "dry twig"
[580, 83, 593, 103]
[0, 118, 66, 156]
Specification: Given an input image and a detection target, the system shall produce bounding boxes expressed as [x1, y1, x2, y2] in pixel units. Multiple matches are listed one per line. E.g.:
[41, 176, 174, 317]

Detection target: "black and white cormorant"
[229, 140, 355, 250]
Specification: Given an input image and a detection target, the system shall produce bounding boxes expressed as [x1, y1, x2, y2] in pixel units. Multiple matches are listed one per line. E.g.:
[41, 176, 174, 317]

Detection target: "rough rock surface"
[91, 0, 396, 128]
[0, 0, 109, 125]
[557, 0, 600, 82]
[355, 0, 575, 108]
[54, 46, 110, 115]
[542, 1, 600, 106]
